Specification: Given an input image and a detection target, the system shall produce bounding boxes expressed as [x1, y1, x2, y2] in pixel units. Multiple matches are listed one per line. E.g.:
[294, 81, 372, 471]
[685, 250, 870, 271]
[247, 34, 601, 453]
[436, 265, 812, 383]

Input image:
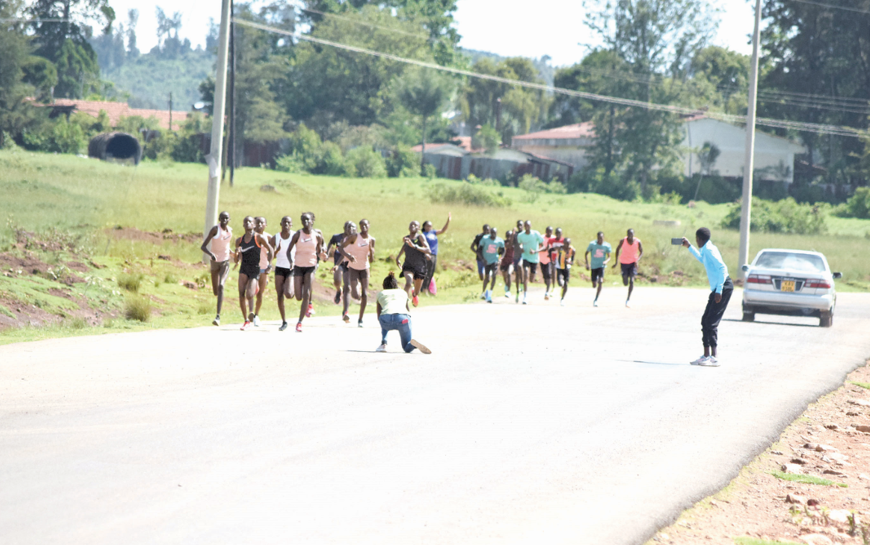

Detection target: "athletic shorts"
[260, 268, 268, 275]
[484, 262, 498, 275]
[348, 267, 369, 290]
[275, 266, 293, 279]
[294, 265, 316, 277]
[402, 263, 426, 280]
[335, 261, 349, 272]
[500, 259, 513, 273]
[522, 260, 538, 275]
[240, 264, 260, 280]
[621, 262, 637, 278]
[210, 259, 230, 286]
[557, 268, 570, 284]
[541, 262, 552, 280]
[512, 255, 523, 269]
[591, 267, 604, 283]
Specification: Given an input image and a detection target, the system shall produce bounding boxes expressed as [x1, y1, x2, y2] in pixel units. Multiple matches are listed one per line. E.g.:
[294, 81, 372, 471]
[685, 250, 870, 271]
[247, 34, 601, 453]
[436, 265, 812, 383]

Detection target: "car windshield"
[754, 251, 826, 273]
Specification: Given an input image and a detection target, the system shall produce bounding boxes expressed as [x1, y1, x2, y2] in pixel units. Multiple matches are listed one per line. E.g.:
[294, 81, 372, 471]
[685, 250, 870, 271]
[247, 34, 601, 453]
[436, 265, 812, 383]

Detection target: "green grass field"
[1, 149, 869, 344]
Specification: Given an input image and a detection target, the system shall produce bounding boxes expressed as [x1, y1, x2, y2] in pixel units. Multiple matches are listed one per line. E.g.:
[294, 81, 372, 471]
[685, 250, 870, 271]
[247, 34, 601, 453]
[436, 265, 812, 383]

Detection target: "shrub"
[345, 147, 387, 178]
[835, 187, 870, 219]
[125, 296, 152, 322]
[386, 146, 418, 178]
[472, 124, 500, 154]
[721, 197, 826, 234]
[20, 117, 85, 154]
[287, 124, 324, 172]
[568, 167, 641, 201]
[117, 272, 143, 292]
[422, 163, 437, 179]
[430, 182, 512, 208]
[466, 174, 500, 186]
[275, 153, 304, 173]
[320, 141, 348, 176]
[518, 174, 567, 203]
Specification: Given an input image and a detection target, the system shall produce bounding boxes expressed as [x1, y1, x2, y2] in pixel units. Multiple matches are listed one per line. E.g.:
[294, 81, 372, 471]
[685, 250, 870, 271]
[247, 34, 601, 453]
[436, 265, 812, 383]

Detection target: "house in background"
[511, 116, 806, 184]
[413, 144, 574, 182]
[46, 99, 192, 131]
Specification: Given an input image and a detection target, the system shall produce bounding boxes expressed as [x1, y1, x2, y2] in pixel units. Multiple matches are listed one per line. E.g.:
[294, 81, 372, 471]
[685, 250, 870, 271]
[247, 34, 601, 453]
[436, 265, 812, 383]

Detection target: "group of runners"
[470, 221, 645, 308]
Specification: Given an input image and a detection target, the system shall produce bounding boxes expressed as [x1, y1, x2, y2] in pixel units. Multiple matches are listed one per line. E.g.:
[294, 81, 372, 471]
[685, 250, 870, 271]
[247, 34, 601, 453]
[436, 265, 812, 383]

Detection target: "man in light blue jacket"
[681, 227, 733, 367]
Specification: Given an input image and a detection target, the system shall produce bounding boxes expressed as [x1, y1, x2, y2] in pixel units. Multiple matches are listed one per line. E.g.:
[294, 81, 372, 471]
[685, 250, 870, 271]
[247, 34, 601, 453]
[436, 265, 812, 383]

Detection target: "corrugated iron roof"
[512, 122, 595, 140]
[50, 99, 193, 130]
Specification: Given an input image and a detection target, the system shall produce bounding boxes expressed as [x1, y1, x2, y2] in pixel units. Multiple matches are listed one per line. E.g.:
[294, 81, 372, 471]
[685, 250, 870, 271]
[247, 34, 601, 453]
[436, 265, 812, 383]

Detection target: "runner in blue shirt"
[421, 213, 450, 296]
[479, 228, 505, 303]
[585, 231, 612, 307]
[515, 220, 545, 305]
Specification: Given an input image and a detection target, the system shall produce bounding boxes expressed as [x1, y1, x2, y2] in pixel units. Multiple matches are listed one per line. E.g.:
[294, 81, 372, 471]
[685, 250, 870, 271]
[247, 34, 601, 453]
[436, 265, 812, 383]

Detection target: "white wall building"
[511, 116, 806, 183]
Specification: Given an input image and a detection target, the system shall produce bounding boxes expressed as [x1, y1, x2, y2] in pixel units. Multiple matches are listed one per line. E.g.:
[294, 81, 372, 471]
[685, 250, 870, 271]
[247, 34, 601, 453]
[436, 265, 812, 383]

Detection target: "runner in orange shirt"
[612, 228, 643, 308]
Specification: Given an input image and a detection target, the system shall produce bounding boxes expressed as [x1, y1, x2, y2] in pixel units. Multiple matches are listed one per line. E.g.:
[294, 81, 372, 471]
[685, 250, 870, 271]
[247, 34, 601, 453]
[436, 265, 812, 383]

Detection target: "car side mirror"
[833, 272, 842, 279]
[741, 264, 749, 272]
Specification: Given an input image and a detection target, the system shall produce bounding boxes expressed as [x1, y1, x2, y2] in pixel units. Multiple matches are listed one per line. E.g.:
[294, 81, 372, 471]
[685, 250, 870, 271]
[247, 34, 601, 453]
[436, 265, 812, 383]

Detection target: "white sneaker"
[699, 356, 720, 367]
[690, 356, 708, 366]
[213, 315, 220, 326]
[253, 315, 261, 327]
[560, 299, 565, 307]
[409, 339, 431, 354]
[625, 300, 631, 308]
[376, 343, 387, 353]
[522, 294, 528, 305]
[480, 293, 486, 300]
[544, 292, 549, 301]
[505, 291, 510, 298]
[593, 299, 598, 307]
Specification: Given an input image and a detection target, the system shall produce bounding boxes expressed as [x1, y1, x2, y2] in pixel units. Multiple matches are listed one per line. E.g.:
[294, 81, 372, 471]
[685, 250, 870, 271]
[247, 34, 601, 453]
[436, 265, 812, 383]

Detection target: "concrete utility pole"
[738, 0, 763, 279]
[203, 0, 232, 263]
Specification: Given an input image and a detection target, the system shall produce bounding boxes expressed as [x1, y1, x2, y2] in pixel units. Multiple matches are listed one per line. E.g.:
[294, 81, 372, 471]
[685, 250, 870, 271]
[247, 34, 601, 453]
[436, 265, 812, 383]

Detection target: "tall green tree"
[395, 67, 454, 172]
[761, 0, 870, 184]
[28, 0, 115, 98]
[583, 0, 718, 194]
[285, 5, 430, 131]
[0, 1, 40, 147]
[460, 57, 549, 145]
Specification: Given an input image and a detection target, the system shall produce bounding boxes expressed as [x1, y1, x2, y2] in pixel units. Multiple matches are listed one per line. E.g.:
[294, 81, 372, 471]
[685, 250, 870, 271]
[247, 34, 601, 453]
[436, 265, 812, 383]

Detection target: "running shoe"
[544, 292, 549, 301]
[412, 295, 419, 307]
[213, 315, 220, 326]
[334, 291, 341, 305]
[699, 356, 720, 367]
[486, 291, 492, 303]
[376, 343, 387, 353]
[253, 315, 260, 327]
[593, 299, 598, 307]
[305, 304, 314, 318]
[480, 293, 486, 300]
[278, 321, 288, 331]
[358, 320, 364, 328]
[505, 291, 511, 298]
[522, 294, 528, 305]
[560, 299, 565, 307]
[240, 321, 250, 331]
[625, 300, 631, 308]
[690, 356, 709, 366]
[409, 339, 431, 354]
[342, 313, 350, 323]
[248, 312, 255, 322]
[296, 322, 302, 332]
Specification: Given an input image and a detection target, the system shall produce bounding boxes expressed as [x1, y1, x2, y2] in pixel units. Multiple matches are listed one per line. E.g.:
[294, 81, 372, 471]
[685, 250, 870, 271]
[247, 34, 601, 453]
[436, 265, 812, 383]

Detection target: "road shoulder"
[649, 359, 870, 545]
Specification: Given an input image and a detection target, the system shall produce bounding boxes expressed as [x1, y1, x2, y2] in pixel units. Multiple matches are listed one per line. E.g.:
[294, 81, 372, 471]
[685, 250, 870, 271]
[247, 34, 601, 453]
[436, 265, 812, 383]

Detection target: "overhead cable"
[232, 18, 865, 138]
[787, 0, 870, 15]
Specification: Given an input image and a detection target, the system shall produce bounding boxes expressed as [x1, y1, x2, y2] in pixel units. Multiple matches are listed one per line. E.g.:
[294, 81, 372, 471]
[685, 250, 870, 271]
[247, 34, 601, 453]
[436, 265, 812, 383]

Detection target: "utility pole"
[738, 0, 763, 279]
[203, 0, 232, 263]
[229, 0, 236, 187]
[168, 92, 172, 131]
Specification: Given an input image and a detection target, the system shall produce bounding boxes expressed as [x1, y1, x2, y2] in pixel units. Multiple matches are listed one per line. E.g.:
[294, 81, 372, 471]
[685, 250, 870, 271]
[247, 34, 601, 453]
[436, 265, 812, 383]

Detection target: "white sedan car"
[741, 249, 842, 328]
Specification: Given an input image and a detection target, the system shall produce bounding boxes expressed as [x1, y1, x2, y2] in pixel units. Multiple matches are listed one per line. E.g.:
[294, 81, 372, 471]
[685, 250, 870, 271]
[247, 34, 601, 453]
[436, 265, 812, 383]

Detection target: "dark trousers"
[701, 277, 733, 348]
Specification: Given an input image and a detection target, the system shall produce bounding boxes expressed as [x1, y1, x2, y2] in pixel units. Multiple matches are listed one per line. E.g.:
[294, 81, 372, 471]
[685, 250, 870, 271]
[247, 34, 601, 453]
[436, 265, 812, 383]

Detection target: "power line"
[0, 18, 69, 23]
[787, 0, 870, 15]
[232, 17, 865, 139]
[295, 6, 426, 39]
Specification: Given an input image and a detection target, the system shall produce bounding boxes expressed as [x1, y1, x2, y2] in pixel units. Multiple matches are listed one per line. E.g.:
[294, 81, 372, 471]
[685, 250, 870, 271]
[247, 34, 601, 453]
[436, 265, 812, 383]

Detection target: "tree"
[395, 67, 454, 172]
[0, 1, 40, 148]
[761, 0, 870, 185]
[583, 0, 718, 194]
[285, 5, 430, 130]
[28, 0, 115, 98]
[460, 57, 548, 145]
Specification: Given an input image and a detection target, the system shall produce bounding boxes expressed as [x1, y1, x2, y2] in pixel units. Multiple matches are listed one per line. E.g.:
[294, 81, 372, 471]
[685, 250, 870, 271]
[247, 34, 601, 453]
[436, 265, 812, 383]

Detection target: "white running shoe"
[480, 293, 486, 300]
[505, 291, 510, 298]
[253, 315, 261, 327]
[699, 356, 720, 367]
[522, 294, 528, 305]
[410, 339, 431, 354]
[544, 292, 549, 301]
[690, 356, 708, 365]
[376, 343, 387, 353]
[625, 300, 631, 308]
[593, 299, 598, 307]
[213, 315, 220, 326]
[560, 299, 565, 307]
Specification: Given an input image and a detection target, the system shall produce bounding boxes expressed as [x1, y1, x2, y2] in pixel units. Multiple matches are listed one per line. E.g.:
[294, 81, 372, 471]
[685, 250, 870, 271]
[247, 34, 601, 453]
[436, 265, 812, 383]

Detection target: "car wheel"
[820, 310, 833, 328]
[742, 311, 755, 322]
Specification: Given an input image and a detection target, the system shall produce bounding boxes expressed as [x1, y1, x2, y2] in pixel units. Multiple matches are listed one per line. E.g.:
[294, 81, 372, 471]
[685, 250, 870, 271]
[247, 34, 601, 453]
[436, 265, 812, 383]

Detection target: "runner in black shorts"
[555, 238, 575, 306]
[270, 216, 295, 331]
[326, 222, 353, 305]
[396, 220, 431, 308]
[585, 231, 612, 307]
[500, 229, 514, 298]
[234, 216, 274, 330]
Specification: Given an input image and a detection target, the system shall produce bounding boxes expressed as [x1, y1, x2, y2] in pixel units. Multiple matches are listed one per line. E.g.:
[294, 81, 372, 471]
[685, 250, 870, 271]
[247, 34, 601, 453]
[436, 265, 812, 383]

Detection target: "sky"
[96, 0, 757, 67]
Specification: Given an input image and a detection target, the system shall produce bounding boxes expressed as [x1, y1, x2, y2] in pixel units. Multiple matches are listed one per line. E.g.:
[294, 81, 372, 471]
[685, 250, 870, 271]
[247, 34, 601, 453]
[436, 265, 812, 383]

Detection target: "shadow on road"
[619, 359, 686, 366]
[723, 318, 819, 328]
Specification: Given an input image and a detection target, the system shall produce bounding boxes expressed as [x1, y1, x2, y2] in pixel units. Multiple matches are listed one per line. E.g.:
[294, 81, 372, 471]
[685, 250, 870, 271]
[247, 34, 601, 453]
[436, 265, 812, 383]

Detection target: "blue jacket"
[689, 241, 729, 294]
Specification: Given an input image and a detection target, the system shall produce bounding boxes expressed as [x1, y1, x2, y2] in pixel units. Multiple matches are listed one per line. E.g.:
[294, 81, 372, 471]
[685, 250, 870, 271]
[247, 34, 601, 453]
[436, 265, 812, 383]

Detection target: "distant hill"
[102, 48, 214, 110]
[460, 48, 555, 89]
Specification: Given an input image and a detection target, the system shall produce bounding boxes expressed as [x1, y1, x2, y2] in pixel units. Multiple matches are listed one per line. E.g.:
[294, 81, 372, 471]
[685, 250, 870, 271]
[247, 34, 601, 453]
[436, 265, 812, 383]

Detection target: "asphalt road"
[2, 287, 870, 545]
